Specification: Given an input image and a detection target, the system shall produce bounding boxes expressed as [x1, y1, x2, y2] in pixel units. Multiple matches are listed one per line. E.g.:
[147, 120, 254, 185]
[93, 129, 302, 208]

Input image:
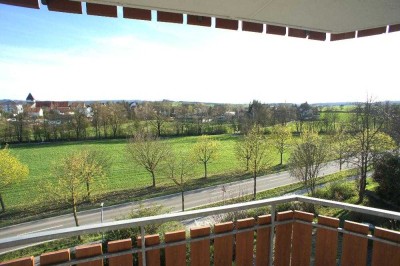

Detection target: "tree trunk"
[0, 193, 5, 212]
[204, 162, 207, 179]
[73, 204, 79, 227]
[246, 159, 249, 172]
[253, 172, 257, 200]
[280, 152, 283, 165]
[181, 191, 185, 212]
[72, 202, 82, 241]
[86, 180, 91, 201]
[151, 171, 156, 187]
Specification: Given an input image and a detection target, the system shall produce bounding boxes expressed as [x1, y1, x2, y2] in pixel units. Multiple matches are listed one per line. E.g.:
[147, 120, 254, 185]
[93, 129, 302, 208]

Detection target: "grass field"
[4, 134, 290, 213]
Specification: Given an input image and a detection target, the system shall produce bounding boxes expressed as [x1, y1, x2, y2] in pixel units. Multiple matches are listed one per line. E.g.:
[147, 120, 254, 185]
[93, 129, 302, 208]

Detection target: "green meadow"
[4, 134, 289, 213]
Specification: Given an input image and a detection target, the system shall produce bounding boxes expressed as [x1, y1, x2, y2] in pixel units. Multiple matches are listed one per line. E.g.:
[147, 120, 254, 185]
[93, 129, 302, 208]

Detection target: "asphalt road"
[0, 161, 349, 254]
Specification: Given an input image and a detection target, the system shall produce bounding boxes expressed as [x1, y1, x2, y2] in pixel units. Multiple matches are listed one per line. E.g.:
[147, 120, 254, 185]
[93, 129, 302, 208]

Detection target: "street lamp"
[100, 202, 104, 242]
[100, 202, 104, 223]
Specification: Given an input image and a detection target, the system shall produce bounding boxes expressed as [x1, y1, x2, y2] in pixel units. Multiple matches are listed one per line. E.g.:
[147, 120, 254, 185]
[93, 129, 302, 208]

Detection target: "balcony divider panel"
[214, 222, 234, 266]
[371, 227, 400, 266]
[291, 211, 313, 265]
[107, 238, 132, 266]
[137, 234, 160, 266]
[256, 215, 271, 266]
[341, 221, 369, 266]
[190, 226, 211, 266]
[165, 230, 186, 266]
[274, 211, 294, 266]
[314, 215, 340, 266]
[235, 218, 255, 266]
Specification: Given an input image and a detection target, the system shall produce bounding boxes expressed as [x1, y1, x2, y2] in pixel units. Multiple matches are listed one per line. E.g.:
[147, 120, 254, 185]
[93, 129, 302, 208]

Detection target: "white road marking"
[17, 225, 63, 236]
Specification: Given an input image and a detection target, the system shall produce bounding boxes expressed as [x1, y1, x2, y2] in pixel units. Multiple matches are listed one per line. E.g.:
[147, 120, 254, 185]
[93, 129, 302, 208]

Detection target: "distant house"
[34, 101, 52, 109]
[27, 107, 43, 117]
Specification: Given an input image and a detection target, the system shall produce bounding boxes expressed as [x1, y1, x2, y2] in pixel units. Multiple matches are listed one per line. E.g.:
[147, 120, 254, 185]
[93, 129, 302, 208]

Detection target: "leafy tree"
[108, 103, 126, 138]
[80, 148, 111, 201]
[192, 135, 220, 179]
[244, 126, 271, 199]
[332, 128, 350, 171]
[288, 130, 330, 196]
[72, 108, 88, 140]
[373, 153, 400, 205]
[0, 146, 29, 212]
[126, 131, 171, 187]
[235, 136, 252, 171]
[270, 125, 292, 165]
[49, 152, 87, 228]
[346, 99, 397, 202]
[165, 151, 194, 211]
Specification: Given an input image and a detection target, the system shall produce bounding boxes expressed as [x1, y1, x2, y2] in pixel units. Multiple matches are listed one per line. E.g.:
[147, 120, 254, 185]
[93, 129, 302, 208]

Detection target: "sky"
[1, 4, 400, 104]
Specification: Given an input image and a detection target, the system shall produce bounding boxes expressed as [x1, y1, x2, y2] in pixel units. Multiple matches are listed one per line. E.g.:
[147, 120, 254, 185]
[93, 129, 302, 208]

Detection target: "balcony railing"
[1, 195, 400, 265]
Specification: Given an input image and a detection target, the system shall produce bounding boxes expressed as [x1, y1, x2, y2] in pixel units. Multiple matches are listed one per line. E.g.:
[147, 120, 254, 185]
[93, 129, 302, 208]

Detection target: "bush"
[373, 153, 400, 205]
[314, 182, 356, 201]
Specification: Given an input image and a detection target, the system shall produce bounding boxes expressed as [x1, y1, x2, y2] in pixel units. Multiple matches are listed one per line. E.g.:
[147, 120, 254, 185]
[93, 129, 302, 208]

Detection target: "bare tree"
[126, 131, 171, 187]
[288, 130, 330, 196]
[346, 99, 397, 202]
[192, 135, 220, 179]
[270, 125, 292, 165]
[165, 152, 194, 211]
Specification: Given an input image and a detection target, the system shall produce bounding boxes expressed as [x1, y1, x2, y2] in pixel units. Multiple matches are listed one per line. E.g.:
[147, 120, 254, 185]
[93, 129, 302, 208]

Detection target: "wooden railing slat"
[165, 230, 186, 266]
[371, 227, 400, 266]
[236, 218, 255, 266]
[341, 221, 369, 266]
[274, 211, 293, 266]
[108, 238, 132, 266]
[291, 211, 313, 266]
[256, 215, 271, 266]
[315, 215, 339, 266]
[190, 226, 210, 266]
[214, 222, 234, 266]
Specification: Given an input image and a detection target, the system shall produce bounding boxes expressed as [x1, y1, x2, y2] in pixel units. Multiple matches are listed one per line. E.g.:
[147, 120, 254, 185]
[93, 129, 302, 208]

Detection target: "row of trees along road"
[1, 99, 399, 223]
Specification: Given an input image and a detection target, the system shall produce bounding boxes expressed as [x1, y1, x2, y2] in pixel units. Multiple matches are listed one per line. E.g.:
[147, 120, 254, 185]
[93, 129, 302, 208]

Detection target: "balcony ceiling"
[86, 0, 400, 34]
[2, 0, 400, 40]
